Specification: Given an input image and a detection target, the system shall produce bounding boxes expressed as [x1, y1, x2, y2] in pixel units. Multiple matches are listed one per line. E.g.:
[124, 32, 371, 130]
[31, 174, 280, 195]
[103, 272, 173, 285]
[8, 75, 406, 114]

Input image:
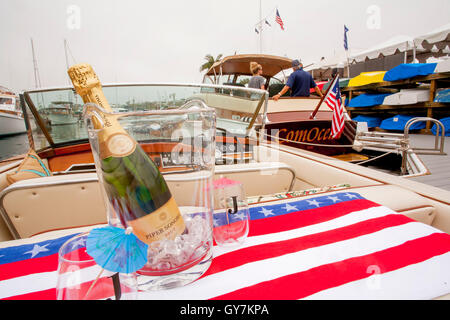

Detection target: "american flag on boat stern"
[324, 75, 345, 139]
[1, 192, 450, 300]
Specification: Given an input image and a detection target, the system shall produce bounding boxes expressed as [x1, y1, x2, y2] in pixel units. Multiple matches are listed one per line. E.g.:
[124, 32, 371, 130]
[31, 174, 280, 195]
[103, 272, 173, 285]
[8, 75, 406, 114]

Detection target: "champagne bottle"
[67, 63, 185, 244]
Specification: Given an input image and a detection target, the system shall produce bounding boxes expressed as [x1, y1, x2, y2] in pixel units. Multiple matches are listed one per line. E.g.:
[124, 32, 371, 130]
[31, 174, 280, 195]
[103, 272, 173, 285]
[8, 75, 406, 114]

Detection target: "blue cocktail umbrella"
[86, 225, 148, 274]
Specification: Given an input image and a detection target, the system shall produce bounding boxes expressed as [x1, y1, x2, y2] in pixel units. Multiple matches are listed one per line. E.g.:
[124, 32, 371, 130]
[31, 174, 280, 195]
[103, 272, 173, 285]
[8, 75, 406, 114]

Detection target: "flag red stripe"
[204, 214, 413, 279]
[0, 248, 95, 282]
[275, 15, 284, 30]
[332, 116, 343, 136]
[332, 113, 339, 132]
[0, 253, 59, 281]
[3, 276, 128, 300]
[3, 288, 56, 300]
[326, 100, 336, 111]
[249, 199, 380, 237]
[212, 232, 450, 300]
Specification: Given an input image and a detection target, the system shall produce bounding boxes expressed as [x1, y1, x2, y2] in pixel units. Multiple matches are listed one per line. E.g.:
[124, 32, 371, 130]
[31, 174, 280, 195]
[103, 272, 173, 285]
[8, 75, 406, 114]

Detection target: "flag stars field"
[24, 244, 50, 258]
[259, 207, 275, 217]
[307, 199, 322, 208]
[327, 195, 341, 203]
[283, 203, 298, 212]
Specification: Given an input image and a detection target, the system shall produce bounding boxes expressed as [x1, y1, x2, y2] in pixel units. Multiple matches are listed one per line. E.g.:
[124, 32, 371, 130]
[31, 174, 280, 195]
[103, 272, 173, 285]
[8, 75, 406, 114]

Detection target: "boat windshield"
[22, 83, 267, 151]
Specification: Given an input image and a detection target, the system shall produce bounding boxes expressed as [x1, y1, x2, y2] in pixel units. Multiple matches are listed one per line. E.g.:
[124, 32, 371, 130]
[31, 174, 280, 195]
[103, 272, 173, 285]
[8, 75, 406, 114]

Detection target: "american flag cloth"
[1, 192, 450, 300]
[324, 76, 345, 139]
[275, 9, 284, 31]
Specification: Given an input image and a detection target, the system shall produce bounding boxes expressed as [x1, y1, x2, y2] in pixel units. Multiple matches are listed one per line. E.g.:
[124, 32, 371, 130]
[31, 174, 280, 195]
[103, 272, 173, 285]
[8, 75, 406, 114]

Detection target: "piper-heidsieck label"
[67, 63, 186, 244]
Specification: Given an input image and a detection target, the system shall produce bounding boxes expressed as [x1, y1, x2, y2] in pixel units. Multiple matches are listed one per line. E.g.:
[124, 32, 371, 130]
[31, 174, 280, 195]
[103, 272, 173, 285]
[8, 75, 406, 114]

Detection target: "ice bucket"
[84, 100, 216, 291]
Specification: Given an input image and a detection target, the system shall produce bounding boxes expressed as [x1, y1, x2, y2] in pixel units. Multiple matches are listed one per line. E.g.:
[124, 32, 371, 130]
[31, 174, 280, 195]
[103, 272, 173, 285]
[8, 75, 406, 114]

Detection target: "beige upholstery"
[6, 149, 52, 185]
[255, 145, 381, 189]
[0, 160, 37, 241]
[0, 160, 23, 194]
[214, 162, 296, 196]
[166, 162, 296, 207]
[0, 173, 107, 239]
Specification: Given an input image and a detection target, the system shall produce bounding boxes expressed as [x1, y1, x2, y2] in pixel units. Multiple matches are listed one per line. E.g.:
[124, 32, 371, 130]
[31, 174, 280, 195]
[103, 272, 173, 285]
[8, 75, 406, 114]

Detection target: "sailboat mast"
[64, 39, 70, 71]
[30, 38, 45, 108]
[30, 38, 42, 88]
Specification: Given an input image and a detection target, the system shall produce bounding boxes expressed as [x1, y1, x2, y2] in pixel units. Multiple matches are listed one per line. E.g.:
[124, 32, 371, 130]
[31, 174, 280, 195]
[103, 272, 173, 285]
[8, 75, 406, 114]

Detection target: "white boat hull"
[0, 113, 26, 137]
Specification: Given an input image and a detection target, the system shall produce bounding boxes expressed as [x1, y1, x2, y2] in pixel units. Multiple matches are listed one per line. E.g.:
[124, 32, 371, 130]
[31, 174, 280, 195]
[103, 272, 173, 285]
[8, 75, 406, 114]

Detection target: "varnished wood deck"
[408, 134, 450, 191]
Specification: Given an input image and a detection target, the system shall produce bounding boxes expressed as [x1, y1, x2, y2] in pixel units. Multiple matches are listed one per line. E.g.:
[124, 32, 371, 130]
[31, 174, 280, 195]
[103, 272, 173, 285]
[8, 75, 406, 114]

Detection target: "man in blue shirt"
[273, 59, 323, 101]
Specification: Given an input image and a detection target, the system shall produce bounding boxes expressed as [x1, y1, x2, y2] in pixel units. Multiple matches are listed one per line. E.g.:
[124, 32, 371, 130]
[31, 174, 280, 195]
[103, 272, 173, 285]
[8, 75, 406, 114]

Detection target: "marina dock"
[408, 133, 450, 191]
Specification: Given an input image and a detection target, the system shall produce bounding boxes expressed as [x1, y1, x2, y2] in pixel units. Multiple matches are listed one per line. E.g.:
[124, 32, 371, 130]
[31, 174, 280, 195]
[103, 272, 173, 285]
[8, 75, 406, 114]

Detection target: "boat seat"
[0, 160, 23, 194]
[0, 173, 107, 239]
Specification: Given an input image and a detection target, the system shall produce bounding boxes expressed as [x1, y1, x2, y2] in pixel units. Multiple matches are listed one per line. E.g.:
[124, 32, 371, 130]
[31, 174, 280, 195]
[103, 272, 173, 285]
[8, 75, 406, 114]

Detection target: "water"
[0, 133, 30, 161]
[0, 122, 87, 162]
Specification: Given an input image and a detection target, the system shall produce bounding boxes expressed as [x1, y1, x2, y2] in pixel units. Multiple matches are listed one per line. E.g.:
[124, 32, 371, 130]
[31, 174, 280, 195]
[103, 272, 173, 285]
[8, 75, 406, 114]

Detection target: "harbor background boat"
[0, 87, 26, 137]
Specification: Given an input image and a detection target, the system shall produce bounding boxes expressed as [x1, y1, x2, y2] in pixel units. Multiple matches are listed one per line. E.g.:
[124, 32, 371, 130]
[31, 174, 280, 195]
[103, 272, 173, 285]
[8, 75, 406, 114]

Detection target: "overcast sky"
[1, 0, 449, 93]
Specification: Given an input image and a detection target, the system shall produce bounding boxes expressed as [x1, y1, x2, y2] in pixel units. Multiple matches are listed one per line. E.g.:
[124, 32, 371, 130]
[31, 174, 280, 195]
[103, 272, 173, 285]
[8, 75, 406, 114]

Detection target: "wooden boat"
[1, 82, 450, 300]
[200, 54, 358, 158]
[199, 54, 440, 176]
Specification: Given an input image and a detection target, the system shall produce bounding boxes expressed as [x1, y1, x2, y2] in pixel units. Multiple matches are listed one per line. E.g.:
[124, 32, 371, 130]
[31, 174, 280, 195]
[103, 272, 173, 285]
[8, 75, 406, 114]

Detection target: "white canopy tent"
[348, 24, 450, 64]
[414, 23, 450, 46]
[304, 51, 348, 72]
[349, 35, 414, 63]
[306, 24, 450, 80]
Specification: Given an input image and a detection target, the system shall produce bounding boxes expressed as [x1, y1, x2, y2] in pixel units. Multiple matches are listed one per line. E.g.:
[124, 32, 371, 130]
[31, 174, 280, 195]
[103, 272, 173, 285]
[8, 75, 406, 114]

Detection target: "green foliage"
[199, 54, 223, 73]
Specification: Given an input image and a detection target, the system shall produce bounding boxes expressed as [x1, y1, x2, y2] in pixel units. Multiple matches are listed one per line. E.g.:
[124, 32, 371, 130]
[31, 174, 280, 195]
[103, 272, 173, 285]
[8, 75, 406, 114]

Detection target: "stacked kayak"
[434, 59, 450, 73]
[347, 71, 387, 87]
[352, 115, 382, 128]
[383, 88, 429, 105]
[383, 63, 437, 82]
[380, 115, 426, 131]
[346, 60, 450, 89]
[435, 89, 450, 103]
[431, 117, 450, 136]
[347, 93, 392, 107]
[345, 60, 449, 133]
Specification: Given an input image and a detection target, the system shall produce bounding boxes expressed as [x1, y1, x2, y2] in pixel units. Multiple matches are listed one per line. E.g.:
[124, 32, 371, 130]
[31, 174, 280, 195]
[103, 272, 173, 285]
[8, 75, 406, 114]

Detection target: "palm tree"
[199, 54, 223, 73]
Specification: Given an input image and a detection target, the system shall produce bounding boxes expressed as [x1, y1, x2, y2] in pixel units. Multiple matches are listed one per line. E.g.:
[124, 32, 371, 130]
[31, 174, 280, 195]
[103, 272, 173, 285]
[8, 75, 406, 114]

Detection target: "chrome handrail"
[404, 117, 446, 155]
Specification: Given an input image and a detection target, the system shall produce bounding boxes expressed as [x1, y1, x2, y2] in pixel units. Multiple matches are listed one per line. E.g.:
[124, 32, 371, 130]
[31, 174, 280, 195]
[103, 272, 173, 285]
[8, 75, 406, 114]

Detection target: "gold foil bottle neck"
[67, 63, 101, 96]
